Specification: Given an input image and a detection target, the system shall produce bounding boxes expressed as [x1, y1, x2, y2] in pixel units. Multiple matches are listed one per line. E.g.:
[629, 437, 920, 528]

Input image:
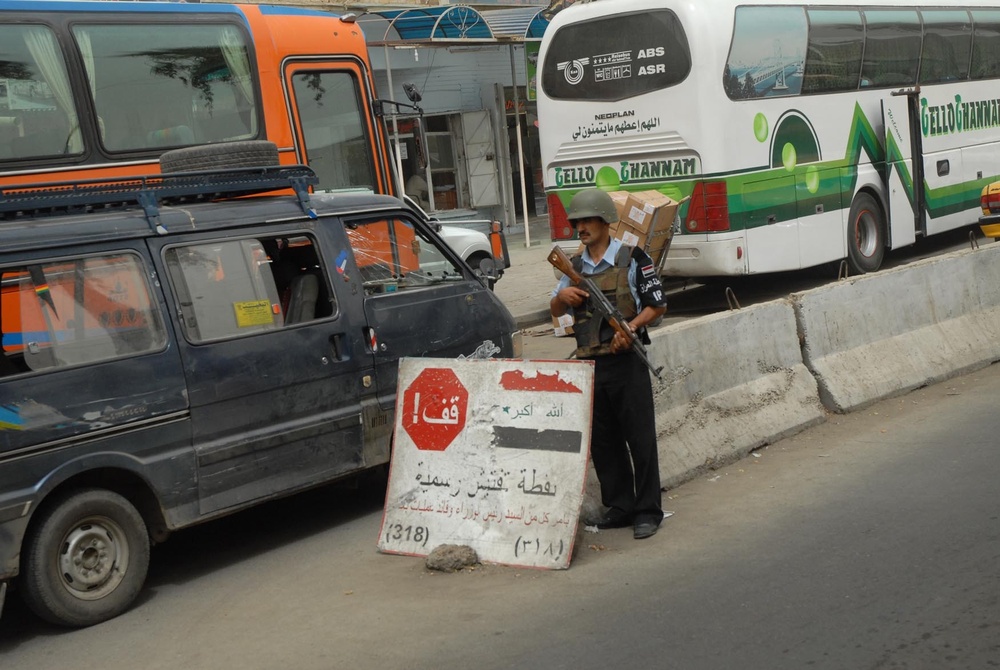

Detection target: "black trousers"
[587, 352, 663, 524]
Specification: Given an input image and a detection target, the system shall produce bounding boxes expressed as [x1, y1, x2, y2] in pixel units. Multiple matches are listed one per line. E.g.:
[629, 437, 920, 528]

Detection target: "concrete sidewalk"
[493, 215, 562, 329]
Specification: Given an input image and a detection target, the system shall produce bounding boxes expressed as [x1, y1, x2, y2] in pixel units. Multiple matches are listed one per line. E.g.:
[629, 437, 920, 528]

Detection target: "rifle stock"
[547, 245, 663, 379]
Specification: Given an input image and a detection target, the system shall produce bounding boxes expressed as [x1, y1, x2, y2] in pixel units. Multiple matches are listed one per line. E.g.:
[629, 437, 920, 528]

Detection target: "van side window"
[164, 234, 334, 343]
[0, 253, 168, 375]
[71, 23, 258, 152]
[0, 25, 84, 160]
[346, 217, 465, 294]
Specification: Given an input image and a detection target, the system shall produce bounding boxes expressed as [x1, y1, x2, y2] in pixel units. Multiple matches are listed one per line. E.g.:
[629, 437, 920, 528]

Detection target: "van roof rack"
[0, 165, 320, 234]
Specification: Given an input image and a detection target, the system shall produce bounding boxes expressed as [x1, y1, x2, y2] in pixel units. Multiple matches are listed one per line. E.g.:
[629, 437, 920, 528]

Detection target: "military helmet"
[566, 189, 618, 225]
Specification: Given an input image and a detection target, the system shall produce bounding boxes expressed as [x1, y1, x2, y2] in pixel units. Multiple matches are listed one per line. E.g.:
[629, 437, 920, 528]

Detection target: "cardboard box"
[608, 190, 631, 222]
[612, 190, 679, 266]
[552, 313, 575, 337]
[621, 190, 678, 235]
[612, 223, 673, 256]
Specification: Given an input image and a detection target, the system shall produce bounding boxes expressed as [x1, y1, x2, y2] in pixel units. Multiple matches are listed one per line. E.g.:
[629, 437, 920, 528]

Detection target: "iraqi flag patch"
[640, 264, 656, 279]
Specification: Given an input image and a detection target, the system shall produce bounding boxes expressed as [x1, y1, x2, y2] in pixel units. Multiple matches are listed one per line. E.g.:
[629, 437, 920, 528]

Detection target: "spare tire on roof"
[159, 140, 280, 173]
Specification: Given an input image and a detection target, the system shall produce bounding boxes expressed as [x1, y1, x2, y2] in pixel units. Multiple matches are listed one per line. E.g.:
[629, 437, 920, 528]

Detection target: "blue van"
[0, 166, 519, 627]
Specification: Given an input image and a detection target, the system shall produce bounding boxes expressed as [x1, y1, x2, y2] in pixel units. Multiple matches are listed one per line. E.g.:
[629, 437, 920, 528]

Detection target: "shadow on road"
[0, 470, 389, 640]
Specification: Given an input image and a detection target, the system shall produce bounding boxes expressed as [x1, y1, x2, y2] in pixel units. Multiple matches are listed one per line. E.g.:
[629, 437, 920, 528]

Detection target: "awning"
[357, 5, 549, 46]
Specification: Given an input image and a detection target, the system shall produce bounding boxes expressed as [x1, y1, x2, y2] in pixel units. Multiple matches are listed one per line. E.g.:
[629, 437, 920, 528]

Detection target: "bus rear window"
[72, 23, 258, 153]
[540, 10, 690, 102]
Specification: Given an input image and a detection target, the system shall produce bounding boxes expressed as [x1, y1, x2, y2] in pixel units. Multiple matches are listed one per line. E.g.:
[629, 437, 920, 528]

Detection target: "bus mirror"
[402, 82, 422, 104]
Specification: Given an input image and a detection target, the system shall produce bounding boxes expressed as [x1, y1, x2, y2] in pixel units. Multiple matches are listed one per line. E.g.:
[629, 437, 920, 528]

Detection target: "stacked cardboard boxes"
[610, 190, 678, 266]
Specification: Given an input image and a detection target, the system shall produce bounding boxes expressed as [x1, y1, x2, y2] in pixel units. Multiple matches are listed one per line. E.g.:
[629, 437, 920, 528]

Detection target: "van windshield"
[346, 217, 466, 293]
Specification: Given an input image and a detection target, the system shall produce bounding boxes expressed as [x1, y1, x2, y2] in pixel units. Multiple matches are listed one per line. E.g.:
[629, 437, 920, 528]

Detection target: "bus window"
[860, 9, 922, 88]
[724, 6, 806, 100]
[801, 9, 864, 94]
[970, 10, 1000, 80]
[71, 23, 258, 152]
[919, 10, 972, 84]
[290, 71, 375, 193]
[1, 254, 167, 373]
[540, 10, 690, 102]
[0, 25, 82, 160]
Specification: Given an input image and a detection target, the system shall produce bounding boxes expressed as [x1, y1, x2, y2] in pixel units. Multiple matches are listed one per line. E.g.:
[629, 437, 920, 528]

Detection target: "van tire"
[20, 489, 150, 627]
[160, 140, 280, 173]
[846, 192, 886, 274]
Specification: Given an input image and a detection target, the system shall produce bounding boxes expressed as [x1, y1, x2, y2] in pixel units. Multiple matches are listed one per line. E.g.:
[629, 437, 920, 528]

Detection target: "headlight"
[511, 330, 523, 359]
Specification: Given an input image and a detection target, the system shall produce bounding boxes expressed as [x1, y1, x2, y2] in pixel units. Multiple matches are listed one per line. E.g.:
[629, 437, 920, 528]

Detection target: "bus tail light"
[684, 181, 730, 232]
[547, 194, 575, 240]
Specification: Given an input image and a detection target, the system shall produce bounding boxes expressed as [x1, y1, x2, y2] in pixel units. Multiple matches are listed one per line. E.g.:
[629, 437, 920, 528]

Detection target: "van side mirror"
[473, 256, 501, 290]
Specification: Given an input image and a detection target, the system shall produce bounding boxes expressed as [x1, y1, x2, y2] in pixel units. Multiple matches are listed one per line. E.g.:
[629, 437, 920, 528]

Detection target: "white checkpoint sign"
[378, 358, 594, 569]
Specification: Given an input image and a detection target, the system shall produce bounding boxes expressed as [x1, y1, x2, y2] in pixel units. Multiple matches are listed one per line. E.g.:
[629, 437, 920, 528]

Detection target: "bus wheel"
[159, 140, 280, 173]
[20, 489, 150, 627]
[847, 192, 886, 274]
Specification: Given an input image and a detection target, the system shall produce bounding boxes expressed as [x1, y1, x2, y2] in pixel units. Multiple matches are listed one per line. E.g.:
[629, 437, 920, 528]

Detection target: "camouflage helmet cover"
[566, 189, 618, 225]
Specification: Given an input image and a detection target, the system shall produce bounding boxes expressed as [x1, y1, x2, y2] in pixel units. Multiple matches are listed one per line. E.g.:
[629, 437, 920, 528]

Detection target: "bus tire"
[159, 140, 280, 173]
[846, 192, 886, 274]
[20, 489, 150, 627]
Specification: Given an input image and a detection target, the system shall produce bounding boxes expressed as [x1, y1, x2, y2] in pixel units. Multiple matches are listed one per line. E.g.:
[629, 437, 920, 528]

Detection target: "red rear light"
[547, 193, 575, 240]
[982, 187, 1000, 214]
[684, 181, 730, 232]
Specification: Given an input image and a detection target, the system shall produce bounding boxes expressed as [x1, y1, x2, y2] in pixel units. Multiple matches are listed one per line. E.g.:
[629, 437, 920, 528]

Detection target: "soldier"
[549, 189, 667, 539]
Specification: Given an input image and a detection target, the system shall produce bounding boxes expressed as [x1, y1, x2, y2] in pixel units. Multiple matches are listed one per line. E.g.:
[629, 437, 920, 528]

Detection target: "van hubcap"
[58, 517, 129, 600]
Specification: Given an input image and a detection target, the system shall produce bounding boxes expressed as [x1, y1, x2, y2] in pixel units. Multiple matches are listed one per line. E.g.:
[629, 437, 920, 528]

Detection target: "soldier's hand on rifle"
[610, 321, 636, 354]
[556, 286, 589, 308]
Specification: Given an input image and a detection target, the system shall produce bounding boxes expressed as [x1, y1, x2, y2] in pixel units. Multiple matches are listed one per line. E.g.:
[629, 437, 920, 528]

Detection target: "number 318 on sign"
[384, 524, 430, 547]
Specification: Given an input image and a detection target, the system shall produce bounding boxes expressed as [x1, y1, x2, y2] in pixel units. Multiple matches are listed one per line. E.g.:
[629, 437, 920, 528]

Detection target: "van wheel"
[20, 489, 150, 627]
[159, 140, 280, 173]
[847, 192, 886, 274]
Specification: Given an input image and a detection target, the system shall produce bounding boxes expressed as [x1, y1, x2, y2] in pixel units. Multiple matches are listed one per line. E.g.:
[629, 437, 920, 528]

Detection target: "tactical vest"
[571, 245, 637, 358]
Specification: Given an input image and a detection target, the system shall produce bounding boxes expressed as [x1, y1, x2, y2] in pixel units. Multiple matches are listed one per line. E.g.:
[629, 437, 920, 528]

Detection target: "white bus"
[537, 0, 1000, 276]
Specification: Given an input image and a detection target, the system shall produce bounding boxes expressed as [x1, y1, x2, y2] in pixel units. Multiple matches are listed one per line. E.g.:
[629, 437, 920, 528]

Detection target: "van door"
[343, 212, 514, 411]
[149, 225, 373, 516]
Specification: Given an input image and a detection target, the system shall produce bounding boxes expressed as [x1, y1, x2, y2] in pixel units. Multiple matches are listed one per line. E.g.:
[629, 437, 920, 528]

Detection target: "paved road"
[2, 363, 998, 669]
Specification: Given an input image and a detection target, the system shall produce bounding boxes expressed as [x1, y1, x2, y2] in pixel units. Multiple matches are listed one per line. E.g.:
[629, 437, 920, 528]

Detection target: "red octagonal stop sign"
[402, 367, 468, 451]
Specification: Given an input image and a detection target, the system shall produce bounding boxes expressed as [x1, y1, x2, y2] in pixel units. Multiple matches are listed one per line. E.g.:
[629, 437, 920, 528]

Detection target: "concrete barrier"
[793, 244, 1000, 413]
[646, 300, 826, 489]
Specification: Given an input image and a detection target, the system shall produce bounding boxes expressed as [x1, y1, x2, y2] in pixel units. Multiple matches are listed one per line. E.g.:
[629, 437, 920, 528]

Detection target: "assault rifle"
[547, 245, 663, 379]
